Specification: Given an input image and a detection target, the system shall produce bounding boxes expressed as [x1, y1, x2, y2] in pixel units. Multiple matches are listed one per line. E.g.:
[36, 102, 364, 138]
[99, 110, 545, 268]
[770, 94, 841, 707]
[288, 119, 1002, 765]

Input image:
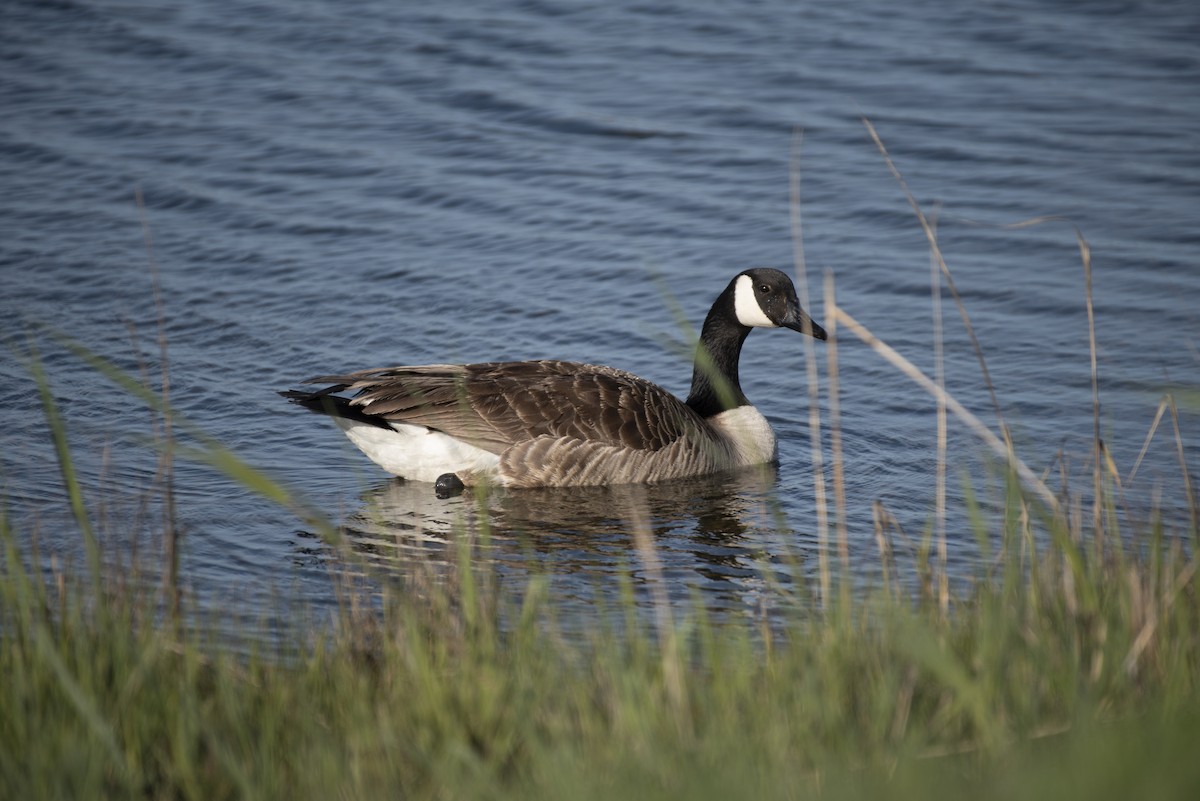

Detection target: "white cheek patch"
[733, 274, 777, 328]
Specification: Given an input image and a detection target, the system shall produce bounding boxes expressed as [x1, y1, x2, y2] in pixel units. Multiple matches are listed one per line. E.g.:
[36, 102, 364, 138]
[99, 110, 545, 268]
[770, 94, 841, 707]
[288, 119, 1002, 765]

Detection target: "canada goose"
[283, 268, 826, 493]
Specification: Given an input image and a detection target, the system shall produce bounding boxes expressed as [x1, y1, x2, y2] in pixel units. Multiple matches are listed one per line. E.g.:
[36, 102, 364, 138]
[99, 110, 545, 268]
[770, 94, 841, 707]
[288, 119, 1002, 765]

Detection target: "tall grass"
[4, 320, 1199, 801]
[2, 452, 1198, 799]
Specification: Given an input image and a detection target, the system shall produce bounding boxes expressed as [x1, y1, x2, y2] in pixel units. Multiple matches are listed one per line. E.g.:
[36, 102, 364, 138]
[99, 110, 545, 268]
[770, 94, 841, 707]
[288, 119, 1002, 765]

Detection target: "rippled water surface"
[3, 0, 1198, 620]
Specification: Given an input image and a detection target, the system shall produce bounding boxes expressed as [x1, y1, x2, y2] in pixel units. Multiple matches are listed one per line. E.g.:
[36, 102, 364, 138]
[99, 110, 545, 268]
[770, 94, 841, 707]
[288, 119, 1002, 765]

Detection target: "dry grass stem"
[929, 205, 949, 616]
[823, 271, 849, 593]
[1080, 230, 1104, 551]
[862, 117, 1009, 442]
[624, 488, 686, 721]
[833, 307, 1059, 510]
[790, 127, 831, 606]
[1128, 397, 1170, 484]
[135, 186, 179, 619]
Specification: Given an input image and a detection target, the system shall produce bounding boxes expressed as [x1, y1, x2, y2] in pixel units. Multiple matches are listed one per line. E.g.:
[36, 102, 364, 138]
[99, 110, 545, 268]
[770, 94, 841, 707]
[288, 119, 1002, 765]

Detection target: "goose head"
[686, 268, 827, 418]
[731, 268, 827, 340]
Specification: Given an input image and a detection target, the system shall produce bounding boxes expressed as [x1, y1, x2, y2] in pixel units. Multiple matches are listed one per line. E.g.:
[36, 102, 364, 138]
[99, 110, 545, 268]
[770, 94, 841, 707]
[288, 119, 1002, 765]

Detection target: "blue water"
[3, 0, 1198, 621]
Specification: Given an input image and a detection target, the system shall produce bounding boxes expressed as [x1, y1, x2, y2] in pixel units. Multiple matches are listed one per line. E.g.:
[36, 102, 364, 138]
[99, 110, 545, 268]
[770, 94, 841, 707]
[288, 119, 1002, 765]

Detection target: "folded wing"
[305, 360, 709, 457]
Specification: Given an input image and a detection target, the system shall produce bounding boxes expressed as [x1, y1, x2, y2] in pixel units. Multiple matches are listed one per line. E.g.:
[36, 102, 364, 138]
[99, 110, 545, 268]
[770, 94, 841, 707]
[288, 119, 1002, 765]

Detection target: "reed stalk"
[135, 186, 180, 619]
[823, 270, 850, 607]
[790, 127, 831, 607]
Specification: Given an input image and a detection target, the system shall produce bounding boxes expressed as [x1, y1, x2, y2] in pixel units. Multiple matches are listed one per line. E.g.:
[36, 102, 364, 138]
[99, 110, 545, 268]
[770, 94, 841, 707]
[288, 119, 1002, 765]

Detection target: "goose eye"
[758, 284, 770, 294]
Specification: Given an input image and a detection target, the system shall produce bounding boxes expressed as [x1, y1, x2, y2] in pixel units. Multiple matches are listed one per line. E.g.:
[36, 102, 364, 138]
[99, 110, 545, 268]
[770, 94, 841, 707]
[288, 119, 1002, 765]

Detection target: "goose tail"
[279, 387, 393, 431]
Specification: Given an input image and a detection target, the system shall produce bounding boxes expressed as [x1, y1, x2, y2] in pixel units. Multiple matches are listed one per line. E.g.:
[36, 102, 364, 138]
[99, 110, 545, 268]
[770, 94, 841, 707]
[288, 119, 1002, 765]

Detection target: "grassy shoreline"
[3, 451, 1198, 799]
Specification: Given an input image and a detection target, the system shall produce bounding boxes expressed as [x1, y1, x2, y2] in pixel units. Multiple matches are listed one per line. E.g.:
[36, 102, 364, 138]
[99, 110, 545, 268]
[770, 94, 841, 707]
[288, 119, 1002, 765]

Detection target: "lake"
[2, 0, 1197, 623]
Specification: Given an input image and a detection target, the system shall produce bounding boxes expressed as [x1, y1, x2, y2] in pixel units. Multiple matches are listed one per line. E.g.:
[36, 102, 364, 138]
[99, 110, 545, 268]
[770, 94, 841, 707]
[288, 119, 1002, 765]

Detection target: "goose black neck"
[685, 295, 752, 419]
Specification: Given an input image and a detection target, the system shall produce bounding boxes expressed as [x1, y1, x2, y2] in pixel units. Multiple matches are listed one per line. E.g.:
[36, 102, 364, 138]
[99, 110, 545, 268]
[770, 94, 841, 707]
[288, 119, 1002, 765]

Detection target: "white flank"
[733, 274, 777, 328]
[708, 405, 778, 466]
[331, 418, 501, 483]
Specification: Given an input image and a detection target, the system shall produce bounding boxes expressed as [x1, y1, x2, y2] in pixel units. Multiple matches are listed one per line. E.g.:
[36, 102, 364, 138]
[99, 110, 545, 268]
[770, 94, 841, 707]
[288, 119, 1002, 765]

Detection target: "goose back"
[298, 360, 747, 487]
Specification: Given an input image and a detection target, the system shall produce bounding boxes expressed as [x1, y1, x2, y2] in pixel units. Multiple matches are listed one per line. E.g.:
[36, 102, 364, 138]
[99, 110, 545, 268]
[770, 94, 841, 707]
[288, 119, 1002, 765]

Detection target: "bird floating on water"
[282, 268, 825, 495]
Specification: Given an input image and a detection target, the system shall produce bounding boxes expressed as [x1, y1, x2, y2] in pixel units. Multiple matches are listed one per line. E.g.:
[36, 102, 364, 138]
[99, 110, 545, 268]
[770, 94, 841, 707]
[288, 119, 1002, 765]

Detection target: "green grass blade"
[26, 340, 102, 593]
[40, 325, 338, 544]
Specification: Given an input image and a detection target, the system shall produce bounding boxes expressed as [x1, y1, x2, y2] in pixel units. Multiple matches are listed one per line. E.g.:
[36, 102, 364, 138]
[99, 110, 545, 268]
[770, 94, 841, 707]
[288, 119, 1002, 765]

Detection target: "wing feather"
[302, 360, 708, 457]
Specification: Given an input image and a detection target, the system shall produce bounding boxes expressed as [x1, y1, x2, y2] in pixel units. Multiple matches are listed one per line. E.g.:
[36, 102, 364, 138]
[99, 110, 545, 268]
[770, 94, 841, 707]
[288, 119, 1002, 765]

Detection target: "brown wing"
[304, 360, 707, 455]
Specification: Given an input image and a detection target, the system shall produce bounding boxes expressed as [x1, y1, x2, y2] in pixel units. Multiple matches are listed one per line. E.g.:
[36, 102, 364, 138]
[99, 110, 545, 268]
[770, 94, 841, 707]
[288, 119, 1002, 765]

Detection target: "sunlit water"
[2, 0, 1197, 623]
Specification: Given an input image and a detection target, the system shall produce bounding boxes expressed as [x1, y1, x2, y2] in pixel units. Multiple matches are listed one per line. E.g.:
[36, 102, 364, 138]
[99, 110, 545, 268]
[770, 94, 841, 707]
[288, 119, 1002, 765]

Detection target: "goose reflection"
[338, 463, 808, 615]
